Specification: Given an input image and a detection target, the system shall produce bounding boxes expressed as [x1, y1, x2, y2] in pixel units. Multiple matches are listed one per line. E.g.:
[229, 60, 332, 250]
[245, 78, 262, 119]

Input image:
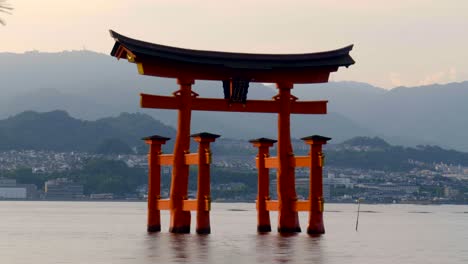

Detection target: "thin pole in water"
[355, 198, 362, 231]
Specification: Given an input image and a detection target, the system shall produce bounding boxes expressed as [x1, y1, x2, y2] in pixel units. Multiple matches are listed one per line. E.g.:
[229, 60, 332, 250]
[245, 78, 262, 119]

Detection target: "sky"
[1, 0, 467, 89]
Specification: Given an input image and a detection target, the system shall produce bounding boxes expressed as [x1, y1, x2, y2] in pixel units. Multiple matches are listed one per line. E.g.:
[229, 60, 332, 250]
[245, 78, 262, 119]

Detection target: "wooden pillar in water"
[143, 135, 170, 233]
[250, 138, 277, 233]
[302, 135, 331, 235]
[191, 132, 220, 234]
[169, 78, 195, 233]
[276, 82, 301, 233]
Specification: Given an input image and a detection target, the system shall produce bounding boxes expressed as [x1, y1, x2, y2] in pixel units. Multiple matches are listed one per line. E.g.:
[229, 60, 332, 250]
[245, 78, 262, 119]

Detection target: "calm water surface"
[0, 202, 467, 264]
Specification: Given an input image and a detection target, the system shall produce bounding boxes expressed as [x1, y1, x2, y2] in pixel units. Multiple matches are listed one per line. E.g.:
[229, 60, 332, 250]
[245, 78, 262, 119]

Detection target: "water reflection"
[254, 232, 325, 264]
[143, 233, 165, 261]
[136, 203, 468, 264]
[143, 233, 211, 263]
[275, 234, 298, 263]
[169, 234, 189, 261]
[3, 202, 466, 264]
[194, 235, 210, 263]
[143, 231, 326, 264]
[301, 236, 325, 263]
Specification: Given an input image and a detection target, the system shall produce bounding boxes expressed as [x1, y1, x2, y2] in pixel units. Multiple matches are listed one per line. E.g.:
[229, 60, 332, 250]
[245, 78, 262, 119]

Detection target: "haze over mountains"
[2, 110, 468, 172]
[1, 51, 467, 151]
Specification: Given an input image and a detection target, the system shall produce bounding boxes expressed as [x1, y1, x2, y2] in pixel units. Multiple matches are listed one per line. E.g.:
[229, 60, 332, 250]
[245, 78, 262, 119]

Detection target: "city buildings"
[1, 150, 467, 203]
[44, 178, 84, 200]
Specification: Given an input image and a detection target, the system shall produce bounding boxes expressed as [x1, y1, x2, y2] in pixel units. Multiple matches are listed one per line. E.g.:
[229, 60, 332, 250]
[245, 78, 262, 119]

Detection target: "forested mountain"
[2, 111, 467, 172]
[0, 110, 175, 153]
[327, 137, 468, 171]
[1, 51, 468, 150]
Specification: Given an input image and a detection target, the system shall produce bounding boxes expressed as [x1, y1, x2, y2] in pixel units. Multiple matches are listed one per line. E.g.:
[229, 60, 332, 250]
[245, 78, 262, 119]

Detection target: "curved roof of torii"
[109, 30, 355, 83]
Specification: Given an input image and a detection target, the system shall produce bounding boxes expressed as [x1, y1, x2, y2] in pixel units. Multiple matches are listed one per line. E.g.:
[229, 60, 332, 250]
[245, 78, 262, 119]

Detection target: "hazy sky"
[1, 0, 467, 89]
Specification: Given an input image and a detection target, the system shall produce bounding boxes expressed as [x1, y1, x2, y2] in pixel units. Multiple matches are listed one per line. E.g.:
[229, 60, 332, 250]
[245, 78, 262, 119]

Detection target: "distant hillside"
[1, 111, 466, 172]
[211, 136, 468, 172]
[1, 51, 468, 150]
[328, 137, 468, 171]
[340, 136, 391, 149]
[0, 110, 176, 153]
[293, 81, 468, 150]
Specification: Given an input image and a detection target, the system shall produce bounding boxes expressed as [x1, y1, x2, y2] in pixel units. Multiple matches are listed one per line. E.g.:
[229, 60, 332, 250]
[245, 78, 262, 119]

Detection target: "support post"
[275, 82, 301, 233]
[169, 78, 195, 233]
[191, 132, 220, 234]
[143, 135, 170, 233]
[250, 138, 277, 232]
[301, 135, 331, 235]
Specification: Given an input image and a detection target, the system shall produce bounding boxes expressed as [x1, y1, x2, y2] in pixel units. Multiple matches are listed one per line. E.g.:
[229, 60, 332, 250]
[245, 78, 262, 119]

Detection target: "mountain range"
[1, 110, 467, 173]
[1, 50, 467, 151]
[0, 110, 175, 153]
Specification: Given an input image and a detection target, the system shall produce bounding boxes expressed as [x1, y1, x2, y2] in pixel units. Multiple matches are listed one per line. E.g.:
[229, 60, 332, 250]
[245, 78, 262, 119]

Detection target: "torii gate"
[109, 30, 354, 234]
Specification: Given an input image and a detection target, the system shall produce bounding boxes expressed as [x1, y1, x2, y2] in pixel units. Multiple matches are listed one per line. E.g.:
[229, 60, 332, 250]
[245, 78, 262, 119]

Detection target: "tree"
[0, 0, 13, 25]
[95, 138, 133, 155]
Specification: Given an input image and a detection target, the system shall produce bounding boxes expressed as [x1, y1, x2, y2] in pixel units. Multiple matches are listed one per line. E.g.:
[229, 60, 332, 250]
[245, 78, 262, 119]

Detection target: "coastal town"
[1, 149, 467, 203]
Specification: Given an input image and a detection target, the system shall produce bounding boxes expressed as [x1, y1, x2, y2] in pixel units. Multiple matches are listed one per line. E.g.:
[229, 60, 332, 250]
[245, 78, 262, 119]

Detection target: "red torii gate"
[109, 30, 354, 234]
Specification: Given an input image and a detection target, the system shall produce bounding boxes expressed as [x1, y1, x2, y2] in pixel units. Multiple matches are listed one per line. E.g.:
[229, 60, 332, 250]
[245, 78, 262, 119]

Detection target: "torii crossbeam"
[140, 93, 327, 114]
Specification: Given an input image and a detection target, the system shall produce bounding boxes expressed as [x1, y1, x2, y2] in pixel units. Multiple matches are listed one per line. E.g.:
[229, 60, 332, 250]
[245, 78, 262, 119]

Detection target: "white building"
[0, 187, 27, 199]
[0, 178, 36, 199]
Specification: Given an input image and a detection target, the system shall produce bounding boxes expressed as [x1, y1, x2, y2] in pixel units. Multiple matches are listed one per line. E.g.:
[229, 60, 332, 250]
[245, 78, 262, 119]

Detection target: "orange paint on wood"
[145, 139, 169, 233]
[265, 200, 312, 212]
[294, 156, 311, 168]
[158, 154, 174, 165]
[264, 157, 279, 168]
[184, 153, 199, 165]
[168, 79, 194, 233]
[251, 140, 274, 232]
[140, 93, 327, 115]
[265, 200, 279, 211]
[182, 200, 198, 211]
[294, 200, 311, 211]
[192, 135, 218, 234]
[178, 198, 210, 211]
[155, 199, 171, 210]
[276, 83, 301, 233]
[192, 97, 278, 113]
[305, 140, 327, 235]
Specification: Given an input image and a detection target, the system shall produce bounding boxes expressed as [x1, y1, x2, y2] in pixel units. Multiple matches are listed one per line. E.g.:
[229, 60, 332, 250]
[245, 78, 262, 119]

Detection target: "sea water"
[0, 202, 467, 264]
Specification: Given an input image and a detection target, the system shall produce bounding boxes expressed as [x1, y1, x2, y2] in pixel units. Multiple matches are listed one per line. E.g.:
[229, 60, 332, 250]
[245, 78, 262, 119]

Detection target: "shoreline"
[1, 199, 467, 205]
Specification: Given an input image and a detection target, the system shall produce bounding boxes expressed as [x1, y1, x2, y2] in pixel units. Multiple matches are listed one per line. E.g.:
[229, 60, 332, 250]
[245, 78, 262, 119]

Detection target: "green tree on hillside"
[72, 159, 146, 195]
[95, 138, 133, 155]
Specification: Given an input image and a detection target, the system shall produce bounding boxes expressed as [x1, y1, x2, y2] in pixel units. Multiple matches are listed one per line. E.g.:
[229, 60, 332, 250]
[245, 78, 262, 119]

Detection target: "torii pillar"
[276, 82, 301, 233]
[302, 135, 331, 235]
[249, 137, 277, 233]
[142, 135, 170, 233]
[191, 132, 220, 234]
[169, 78, 195, 233]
